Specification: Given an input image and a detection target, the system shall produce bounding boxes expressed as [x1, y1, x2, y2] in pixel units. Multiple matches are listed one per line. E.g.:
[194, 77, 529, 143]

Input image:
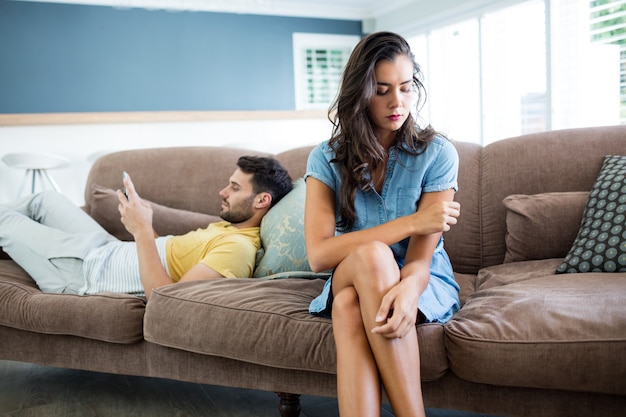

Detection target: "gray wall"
[0, 1, 362, 113]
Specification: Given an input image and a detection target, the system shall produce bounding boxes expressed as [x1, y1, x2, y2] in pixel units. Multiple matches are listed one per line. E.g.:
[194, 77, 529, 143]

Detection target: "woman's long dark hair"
[329, 31, 438, 231]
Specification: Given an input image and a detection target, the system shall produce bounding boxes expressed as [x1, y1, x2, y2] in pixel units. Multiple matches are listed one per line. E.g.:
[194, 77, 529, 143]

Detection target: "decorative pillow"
[556, 155, 626, 273]
[503, 192, 589, 263]
[253, 178, 313, 277]
[89, 184, 220, 241]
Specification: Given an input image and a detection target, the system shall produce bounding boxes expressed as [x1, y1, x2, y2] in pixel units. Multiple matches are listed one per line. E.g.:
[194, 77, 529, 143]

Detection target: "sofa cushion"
[144, 277, 450, 382]
[0, 260, 145, 344]
[557, 155, 626, 273]
[253, 178, 312, 277]
[88, 185, 221, 241]
[445, 259, 626, 395]
[502, 192, 588, 263]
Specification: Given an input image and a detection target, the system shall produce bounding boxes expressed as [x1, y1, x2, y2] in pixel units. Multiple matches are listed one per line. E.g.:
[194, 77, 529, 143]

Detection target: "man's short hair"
[237, 156, 293, 207]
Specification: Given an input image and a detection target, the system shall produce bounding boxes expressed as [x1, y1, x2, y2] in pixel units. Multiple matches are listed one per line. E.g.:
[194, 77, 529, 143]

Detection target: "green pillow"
[253, 178, 313, 277]
[556, 155, 626, 273]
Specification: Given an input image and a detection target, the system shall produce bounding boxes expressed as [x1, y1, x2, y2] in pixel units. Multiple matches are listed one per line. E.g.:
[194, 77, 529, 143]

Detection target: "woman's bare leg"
[333, 241, 425, 417]
[333, 286, 382, 417]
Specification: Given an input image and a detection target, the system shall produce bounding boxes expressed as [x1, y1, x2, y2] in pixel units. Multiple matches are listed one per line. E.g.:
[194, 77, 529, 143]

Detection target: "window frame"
[292, 33, 360, 110]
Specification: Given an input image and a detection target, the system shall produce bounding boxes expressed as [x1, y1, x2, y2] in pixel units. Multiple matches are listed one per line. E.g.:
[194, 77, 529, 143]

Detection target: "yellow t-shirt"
[165, 221, 260, 281]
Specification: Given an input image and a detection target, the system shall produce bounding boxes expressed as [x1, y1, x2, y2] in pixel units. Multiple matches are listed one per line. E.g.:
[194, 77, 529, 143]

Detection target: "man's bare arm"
[118, 175, 223, 299]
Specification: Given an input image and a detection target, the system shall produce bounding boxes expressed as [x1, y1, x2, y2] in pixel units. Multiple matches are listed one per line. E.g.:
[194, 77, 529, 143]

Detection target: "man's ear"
[255, 192, 272, 209]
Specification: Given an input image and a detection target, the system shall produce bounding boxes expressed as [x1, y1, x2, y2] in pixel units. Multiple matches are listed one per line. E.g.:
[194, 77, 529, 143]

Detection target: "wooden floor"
[0, 360, 497, 417]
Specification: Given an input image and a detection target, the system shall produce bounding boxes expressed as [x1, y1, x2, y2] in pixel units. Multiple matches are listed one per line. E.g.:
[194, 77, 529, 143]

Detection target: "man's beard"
[220, 195, 256, 224]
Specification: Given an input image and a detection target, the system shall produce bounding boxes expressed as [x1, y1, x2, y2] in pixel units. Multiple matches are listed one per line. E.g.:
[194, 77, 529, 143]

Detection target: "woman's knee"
[352, 241, 394, 269]
[350, 241, 398, 288]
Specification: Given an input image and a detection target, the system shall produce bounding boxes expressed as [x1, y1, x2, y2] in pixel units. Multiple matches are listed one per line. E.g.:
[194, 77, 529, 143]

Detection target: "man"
[0, 156, 293, 299]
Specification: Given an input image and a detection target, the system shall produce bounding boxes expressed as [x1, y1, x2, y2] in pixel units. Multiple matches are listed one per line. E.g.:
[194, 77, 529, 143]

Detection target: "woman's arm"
[304, 177, 460, 272]
[372, 189, 455, 338]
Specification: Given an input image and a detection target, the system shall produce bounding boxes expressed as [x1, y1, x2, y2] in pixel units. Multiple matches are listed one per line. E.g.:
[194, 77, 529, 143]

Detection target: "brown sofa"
[1, 126, 625, 417]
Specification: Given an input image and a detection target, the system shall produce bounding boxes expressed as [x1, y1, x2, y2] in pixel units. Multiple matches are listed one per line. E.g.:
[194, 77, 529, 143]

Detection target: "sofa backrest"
[275, 146, 315, 180]
[85, 146, 272, 216]
[478, 125, 626, 269]
[443, 141, 483, 274]
[85, 125, 626, 274]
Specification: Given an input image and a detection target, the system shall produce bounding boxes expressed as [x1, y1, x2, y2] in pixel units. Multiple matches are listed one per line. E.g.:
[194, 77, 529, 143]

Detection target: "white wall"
[0, 114, 332, 206]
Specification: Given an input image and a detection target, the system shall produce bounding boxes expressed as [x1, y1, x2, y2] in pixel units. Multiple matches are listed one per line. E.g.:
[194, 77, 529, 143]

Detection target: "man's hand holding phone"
[118, 172, 154, 239]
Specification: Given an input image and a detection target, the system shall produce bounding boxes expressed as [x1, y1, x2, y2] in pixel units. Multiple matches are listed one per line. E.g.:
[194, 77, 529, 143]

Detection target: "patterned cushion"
[253, 178, 312, 277]
[556, 155, 626, 273]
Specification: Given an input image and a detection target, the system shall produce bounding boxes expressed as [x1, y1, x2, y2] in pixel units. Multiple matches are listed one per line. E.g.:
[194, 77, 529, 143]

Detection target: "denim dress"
[305, 135, 460, 323]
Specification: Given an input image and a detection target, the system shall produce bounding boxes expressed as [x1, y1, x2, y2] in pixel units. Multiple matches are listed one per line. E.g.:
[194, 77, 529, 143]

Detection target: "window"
[590, 0, 626, 123]
[408, 0, 622, 145]
[293, 33, 360, 110]
[413, 20, 482, 144]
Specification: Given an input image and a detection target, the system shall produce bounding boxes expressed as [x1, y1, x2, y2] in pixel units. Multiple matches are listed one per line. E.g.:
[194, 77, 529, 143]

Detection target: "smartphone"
[122, 171, 129, 200]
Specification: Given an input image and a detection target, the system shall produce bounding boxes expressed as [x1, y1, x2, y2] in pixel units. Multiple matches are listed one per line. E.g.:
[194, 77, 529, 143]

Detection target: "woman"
[304, 32, 461, 417]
